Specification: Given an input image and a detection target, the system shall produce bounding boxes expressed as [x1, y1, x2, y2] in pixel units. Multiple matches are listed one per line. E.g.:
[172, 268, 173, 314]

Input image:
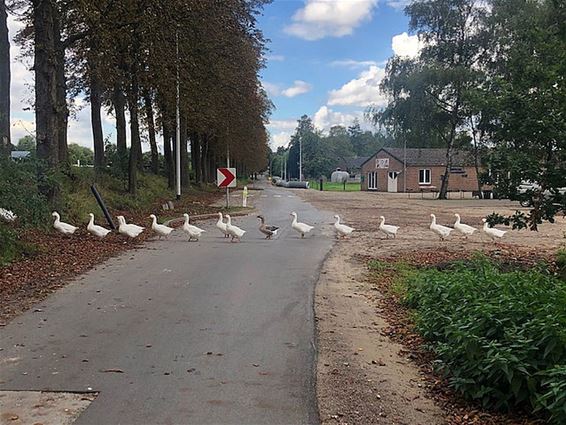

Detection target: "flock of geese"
[50, 209, 507, 242]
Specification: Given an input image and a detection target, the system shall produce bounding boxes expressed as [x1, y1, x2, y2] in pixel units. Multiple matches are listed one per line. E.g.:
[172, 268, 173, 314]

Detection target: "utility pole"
[403, 136, 407, 193]
[226, 145, 230, 208]
[175, 30, 181, 200]
[299, 135, 302, 182]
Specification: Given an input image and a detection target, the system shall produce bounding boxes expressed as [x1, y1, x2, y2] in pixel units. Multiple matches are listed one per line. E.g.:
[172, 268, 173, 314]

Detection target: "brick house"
[360, 148, 481, 193]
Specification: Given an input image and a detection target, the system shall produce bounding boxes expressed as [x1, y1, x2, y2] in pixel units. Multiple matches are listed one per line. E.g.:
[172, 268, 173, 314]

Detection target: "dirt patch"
[298, 189, 564, 425]
[0, 390, 96, 425]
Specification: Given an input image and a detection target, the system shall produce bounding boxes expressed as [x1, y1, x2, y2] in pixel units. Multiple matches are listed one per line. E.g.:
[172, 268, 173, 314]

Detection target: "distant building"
[10, 151, 31, 160]
[360, 148, 481, 193]
[333, 156, 369, 182]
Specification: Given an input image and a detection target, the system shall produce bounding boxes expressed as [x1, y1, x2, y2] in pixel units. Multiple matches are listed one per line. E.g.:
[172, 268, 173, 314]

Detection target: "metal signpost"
[217, 167, 237, 208]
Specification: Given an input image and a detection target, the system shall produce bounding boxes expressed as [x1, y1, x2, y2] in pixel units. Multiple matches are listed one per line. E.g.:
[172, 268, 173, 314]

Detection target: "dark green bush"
[404, 257, 566, 422]
[0, 158, 51, 228]
[557, 249, 566, 281]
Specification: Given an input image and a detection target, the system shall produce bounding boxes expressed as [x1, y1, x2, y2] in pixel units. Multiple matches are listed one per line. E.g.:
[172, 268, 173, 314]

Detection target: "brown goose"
[257, 215, 279, 239]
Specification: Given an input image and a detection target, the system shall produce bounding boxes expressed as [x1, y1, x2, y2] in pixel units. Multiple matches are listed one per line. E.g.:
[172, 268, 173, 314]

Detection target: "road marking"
[274, 195, 282, 198]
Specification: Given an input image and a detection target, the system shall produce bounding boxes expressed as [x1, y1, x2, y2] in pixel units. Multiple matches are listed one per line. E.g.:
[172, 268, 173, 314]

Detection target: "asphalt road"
[0, 182, 335, 425]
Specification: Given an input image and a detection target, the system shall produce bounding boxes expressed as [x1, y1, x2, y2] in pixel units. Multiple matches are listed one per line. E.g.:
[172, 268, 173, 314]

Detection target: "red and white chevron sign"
[217, 168, 236, 188]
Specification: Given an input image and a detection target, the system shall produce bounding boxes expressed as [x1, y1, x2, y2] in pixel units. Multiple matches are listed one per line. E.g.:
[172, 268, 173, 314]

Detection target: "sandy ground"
[0, 391, 96, 425]
[296, 189, 565, 425]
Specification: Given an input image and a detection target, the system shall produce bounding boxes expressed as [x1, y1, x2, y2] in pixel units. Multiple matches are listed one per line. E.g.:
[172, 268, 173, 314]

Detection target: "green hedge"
[404, 257, 566, 423]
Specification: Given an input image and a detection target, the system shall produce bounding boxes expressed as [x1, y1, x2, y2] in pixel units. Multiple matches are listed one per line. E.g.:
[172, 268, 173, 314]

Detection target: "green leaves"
[404, 257, 566, 422]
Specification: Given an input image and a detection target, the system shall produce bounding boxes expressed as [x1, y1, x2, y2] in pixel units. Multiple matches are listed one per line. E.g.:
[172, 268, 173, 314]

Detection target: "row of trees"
[271, 117, 390, 180]
[371, 0, 565, 227]
[0, 0, 271, 200]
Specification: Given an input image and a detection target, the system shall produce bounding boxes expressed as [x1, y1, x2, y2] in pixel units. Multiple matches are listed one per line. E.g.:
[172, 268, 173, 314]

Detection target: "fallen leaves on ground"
[0, 190, 223, 325]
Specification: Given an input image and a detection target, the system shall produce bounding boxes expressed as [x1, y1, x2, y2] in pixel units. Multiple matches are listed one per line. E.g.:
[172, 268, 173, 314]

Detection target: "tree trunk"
[127, 77, 141, 194]
[54, 9, 67, 165]
[162, 120, 174, 189]
[470, 120, 483, 199]
[90, 70, 105, 169]
[202, 134, 209, 183]
[180, 116, 189, 188]
[193, 133, 201, 184]
[0, 0, 10, 157]
[33, 0, 59, 200]
[113, 84, 127, 158]
[143, 91, 158, 174]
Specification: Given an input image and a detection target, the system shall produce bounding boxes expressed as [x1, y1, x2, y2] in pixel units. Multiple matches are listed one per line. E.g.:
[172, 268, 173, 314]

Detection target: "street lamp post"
[175, 30, 181, 200]
[299, 136, 302, 182]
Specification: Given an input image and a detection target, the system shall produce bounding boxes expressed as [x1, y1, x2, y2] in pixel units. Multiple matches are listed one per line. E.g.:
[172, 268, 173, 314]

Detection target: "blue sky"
[260, 0, 421, 150]
[8, 0, 420, 152]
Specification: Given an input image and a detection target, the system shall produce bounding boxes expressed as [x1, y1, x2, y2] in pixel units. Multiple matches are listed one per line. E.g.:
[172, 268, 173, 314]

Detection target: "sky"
[7, 0, 420, 152]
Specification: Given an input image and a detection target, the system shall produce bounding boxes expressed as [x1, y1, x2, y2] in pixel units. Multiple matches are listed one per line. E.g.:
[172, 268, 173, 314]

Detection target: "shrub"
[557, 249, 566, 281]
[0, 158, 51, 228]
[404, 257, 566, 422]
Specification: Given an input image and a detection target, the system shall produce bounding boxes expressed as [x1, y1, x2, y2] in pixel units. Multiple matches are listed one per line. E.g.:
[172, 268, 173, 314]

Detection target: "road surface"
[0, 182, 335, 424]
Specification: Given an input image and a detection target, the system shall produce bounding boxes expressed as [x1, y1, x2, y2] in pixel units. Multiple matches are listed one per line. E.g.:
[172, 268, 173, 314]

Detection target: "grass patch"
[309, 180, 360, 191]
[402, 255, 566, 423]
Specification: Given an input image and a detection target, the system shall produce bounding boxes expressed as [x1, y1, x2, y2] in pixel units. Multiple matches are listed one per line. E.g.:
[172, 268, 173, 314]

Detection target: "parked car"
[517, 182, 566, 207]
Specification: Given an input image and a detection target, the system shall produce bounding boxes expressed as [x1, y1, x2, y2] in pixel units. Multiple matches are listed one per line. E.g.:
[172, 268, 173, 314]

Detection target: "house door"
[387, 172, 398, 192]
[368, 172, 377, 190]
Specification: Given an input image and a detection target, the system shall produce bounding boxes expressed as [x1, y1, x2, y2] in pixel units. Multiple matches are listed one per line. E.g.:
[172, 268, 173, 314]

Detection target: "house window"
[419, 169, 431, 185]
[376, 158, 389, 169]
[368, 171, 377, 190]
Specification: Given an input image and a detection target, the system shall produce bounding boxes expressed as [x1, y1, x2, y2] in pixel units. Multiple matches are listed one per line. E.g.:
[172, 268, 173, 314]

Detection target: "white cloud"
[270, 131, 293, 150]
[262, 82, 282, 97]
[327, 65, 387, 107]
[391, 32, 422, 58]
[284, 0, 378, 41]
[266, 54, 285, 62]
[8, 14, 34, 114]
[263, 80, 312, 98]
[313, 106, 359, 131]
[11, 119, 35, 143]
[330, 59, 384, 69]
[268, 119, 298, 132]
[281, 80, 312, 98]
[386, 0, 411, 10]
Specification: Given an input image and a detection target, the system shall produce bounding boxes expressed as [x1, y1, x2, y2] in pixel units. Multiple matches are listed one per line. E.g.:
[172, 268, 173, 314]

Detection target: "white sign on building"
[376, 158, 390, 169]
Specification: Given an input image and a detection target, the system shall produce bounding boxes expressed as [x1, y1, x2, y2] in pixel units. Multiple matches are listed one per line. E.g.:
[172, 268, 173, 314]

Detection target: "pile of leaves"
[404, 256, 566, 424]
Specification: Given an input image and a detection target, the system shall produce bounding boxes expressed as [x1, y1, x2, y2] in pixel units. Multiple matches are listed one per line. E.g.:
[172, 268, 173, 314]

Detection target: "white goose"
[430, 214, 453, 240]
[87, 213, 111, 238]
[182, 213, 206, 241]
[216, 212, 229, 238]
[333, 215, 354, 238]
[150, 214, 174, 239]
[482, 218, 507, 241]
[290, 212, 314, 239]
[225, 214, 245, 242]
[454, 213, 477, 238]
[52, 211, 78, 235]
[379, 216, 399, 239]
[117, 215, 144, 238]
